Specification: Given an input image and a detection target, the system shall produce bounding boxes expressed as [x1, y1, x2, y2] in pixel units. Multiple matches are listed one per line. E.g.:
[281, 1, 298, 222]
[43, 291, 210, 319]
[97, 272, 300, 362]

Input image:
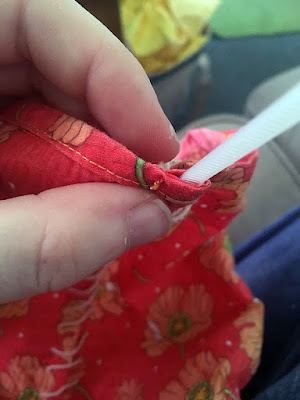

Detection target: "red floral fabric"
[0, 103, 207, 208]
[0, 103, 264, 400]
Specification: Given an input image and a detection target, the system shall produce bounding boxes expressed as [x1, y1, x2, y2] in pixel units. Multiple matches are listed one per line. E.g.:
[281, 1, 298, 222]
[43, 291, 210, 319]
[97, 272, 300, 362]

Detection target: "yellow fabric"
[121, 0, 220, 74]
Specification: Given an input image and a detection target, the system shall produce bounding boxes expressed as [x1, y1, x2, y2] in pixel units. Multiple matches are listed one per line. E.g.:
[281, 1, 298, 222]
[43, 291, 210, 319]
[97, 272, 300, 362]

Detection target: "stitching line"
[3, 116, 198, 204]
[8, 118, 140, 186]
[21, 130, 140, 187]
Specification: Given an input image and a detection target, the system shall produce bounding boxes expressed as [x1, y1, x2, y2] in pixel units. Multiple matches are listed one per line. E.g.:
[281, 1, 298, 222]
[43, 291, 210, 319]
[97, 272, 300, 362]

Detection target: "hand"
[0, 0, 179, 302]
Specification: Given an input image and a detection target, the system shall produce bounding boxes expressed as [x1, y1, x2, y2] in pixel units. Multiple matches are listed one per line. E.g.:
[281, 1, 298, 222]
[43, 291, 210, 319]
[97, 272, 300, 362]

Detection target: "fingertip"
[86, 46, 179, 162]
[137, 120, 180, 163]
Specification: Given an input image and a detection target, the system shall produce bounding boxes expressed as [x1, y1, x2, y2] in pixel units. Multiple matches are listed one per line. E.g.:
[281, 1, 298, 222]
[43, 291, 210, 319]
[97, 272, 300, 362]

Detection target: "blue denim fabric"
[235, 205, 300, 399]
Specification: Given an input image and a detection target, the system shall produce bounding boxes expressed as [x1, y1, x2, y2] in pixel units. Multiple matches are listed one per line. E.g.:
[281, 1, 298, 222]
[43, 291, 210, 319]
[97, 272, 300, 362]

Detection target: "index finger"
[0, 0, 179, 162]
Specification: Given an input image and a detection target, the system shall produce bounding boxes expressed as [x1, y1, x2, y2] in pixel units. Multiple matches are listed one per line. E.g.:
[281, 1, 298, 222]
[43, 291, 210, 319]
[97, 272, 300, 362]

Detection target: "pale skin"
[0, 0, 179, 302]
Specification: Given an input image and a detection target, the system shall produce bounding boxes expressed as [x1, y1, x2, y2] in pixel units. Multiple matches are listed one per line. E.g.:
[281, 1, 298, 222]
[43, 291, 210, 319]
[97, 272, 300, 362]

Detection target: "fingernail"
[128, 199, 173, 249]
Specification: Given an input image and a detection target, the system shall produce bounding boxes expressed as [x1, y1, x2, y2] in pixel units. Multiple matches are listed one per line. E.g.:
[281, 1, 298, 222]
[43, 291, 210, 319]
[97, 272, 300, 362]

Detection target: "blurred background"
[77, 0, 300, 127]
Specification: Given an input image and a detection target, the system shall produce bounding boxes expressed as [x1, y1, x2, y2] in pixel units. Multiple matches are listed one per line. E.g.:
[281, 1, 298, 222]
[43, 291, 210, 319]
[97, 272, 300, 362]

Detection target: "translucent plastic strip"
[181, 82, 300, 183]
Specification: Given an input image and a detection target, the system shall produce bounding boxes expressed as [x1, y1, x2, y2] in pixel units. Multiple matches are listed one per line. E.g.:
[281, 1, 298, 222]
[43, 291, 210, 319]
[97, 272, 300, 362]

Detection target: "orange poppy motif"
[159, 350, 231, 400]
[114, 379, 144, 400]
[60, 359, 87, 400]
[198, 234, 239, 284]
[0, 299, 30, 319]
[0, 356, 55, 400]
[60, 260, 125, 329]
[91, 280, 126, 320]
[55, 262, 125, 392]
[141, 284, 213, 357]
[48, 115, 94, 147]
[58, 299, 87, 336]
[0, 299, 30, 336]
[234, 300, 264, 374]
[90, 260, 126, 320]
[211, 167, 249, 214]
[59, 326, 82, 362]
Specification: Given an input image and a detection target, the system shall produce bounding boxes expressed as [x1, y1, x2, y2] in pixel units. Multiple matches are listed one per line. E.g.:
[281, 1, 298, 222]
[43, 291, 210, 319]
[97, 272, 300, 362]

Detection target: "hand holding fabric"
[0, 0, 179, 302]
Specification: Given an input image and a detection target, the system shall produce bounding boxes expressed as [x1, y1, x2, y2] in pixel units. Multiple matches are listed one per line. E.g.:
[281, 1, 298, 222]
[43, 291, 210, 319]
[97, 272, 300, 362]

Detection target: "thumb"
[0, 183, 172, 302]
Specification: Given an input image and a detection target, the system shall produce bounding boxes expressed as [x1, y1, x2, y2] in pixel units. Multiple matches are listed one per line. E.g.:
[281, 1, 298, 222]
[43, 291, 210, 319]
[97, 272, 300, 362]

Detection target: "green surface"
[224, 235, 233, 255]
[211, 0, 300, 38]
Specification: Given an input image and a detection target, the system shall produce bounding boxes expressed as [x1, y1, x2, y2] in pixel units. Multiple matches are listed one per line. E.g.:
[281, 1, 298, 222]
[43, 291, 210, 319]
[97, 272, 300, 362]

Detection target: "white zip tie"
[181, 82, 300, 184]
